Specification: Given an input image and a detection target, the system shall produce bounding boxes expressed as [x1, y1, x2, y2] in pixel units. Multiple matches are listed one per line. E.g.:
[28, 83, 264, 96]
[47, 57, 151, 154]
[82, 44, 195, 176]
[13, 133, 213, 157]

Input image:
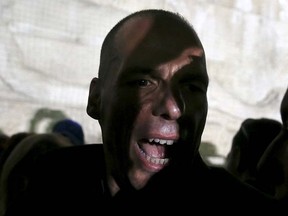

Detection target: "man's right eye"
[136, 79, 151, 87]
[126, 79, 152, 88]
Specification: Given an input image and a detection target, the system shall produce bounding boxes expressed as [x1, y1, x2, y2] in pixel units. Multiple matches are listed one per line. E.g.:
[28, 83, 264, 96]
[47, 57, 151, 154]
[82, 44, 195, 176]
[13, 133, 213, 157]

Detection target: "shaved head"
[98, 9, 204, 82]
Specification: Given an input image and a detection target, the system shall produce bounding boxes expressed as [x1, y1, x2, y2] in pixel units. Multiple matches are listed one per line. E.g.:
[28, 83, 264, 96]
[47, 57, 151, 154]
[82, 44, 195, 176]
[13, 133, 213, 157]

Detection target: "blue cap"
[52, 119, 84, 145]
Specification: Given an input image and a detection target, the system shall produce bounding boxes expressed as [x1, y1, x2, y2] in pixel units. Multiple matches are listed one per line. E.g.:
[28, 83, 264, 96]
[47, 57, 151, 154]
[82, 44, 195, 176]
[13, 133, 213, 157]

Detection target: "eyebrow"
[122, 67, 153, 76]
[120, 54, 206, 79]
[181, 62, 208, 79]
[119, 67, 154, 82]
[188, 55, 205, 65]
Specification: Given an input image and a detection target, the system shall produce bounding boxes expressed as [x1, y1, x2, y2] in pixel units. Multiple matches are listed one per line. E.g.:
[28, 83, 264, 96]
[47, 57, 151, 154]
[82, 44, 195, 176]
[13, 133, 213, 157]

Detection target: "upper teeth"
[148, 138, 174, 145]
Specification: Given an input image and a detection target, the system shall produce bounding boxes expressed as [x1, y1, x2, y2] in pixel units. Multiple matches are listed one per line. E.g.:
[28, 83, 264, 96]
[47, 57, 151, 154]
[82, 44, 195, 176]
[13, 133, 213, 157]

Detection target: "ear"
[86, 77, 101, 120]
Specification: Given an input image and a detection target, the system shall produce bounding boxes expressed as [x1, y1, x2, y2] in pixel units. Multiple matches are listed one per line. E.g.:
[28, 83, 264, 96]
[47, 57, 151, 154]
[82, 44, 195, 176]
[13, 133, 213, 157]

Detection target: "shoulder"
[34, 143, 104, 170]
[26, 143, 105, 186]
[30, 143, 105, 196]
[207, 166, 279, 212]
[7, 143, 107, 215]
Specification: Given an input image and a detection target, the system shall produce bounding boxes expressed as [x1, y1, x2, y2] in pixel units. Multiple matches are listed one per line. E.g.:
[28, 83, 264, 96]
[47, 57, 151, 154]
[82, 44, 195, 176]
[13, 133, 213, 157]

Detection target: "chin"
[128, 167, 155, 190]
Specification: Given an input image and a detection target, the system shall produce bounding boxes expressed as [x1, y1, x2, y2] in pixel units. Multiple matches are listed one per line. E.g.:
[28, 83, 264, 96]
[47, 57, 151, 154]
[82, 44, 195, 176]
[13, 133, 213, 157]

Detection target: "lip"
[134, 136, 178, 172]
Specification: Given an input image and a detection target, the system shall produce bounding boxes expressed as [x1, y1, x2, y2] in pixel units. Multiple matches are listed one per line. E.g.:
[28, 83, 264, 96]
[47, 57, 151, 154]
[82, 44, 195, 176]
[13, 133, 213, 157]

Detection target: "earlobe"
[86, 77, 101, 120]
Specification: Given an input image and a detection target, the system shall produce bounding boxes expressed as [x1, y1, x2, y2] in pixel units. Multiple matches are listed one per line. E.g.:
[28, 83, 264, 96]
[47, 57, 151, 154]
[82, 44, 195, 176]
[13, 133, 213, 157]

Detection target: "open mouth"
[137, 138, 176, 166]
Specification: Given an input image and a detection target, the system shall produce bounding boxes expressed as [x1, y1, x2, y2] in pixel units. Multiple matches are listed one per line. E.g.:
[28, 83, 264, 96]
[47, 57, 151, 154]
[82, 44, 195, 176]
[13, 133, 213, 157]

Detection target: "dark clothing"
[5, 144, 283, 215]
[5, 144, 107, 216]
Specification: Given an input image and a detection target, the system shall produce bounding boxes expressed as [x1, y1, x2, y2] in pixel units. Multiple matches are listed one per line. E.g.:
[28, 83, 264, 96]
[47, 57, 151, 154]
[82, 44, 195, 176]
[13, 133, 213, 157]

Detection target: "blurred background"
[1, 0, 288, 165]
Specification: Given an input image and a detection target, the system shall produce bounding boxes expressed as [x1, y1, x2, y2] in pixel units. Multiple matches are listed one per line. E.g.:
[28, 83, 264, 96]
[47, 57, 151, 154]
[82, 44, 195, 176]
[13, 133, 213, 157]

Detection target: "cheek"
[181, 90, 207, 109]
[122, 90, 153, 120]
[184, 99, 208, 127]
[134, 104, 151, 121]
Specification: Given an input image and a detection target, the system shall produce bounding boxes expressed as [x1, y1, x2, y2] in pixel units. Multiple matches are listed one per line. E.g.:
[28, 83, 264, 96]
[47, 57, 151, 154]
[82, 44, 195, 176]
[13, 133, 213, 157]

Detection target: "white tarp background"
[1, 0, 288, 163]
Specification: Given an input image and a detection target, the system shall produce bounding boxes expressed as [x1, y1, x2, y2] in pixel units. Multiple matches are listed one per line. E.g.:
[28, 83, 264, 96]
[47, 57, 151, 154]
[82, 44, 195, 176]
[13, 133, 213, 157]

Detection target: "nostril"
[160, 113, 172, 120]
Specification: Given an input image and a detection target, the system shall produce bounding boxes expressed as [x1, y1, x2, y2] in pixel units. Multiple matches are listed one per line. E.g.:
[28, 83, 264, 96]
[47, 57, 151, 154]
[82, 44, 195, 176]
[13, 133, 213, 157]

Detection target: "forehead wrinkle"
[115, 16, 154, 55]
[156, 47, 204, 75]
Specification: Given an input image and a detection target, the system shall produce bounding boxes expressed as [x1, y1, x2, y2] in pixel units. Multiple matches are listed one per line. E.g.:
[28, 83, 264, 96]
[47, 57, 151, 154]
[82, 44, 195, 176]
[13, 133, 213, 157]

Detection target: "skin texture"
[87, 10, 209, 196]
[257, 87, 288, 199]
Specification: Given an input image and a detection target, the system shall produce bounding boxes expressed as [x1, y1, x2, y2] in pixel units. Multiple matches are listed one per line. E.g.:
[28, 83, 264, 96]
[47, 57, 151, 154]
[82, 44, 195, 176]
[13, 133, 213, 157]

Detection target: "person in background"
[0, 133, 72, 216]
[0, 132, 10, 158]
[0, 132, 33, 173]
[51, 118, 85, 145]
[257, 87, 288, 201]
[224, 118, 282, 185]
[6, 9, 281, 215]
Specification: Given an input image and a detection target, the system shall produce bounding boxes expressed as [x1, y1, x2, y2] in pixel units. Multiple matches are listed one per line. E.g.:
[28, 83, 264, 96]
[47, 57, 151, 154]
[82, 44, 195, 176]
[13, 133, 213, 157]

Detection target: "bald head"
[98, 9, 204, 82]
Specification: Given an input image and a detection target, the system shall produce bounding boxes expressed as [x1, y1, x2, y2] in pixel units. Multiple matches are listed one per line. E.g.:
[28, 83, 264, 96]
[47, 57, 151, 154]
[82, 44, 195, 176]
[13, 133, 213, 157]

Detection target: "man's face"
[99, 17, 208, 190]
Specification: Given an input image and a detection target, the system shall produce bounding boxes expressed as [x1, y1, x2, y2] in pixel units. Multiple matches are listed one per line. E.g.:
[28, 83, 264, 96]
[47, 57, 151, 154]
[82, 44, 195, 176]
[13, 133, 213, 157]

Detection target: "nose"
[152, 89, 182, 120]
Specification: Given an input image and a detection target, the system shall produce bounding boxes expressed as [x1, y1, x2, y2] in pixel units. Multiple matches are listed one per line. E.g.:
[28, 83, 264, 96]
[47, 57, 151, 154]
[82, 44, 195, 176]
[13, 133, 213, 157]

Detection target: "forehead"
[114, 15, 205, 69]
[115, 16, 154, 55]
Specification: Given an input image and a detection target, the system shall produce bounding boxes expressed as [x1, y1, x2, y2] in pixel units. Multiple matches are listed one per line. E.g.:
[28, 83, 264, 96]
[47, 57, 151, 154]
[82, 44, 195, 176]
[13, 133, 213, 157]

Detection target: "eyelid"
[181, 80, 207, 93]
[137, 79, 153, 87]
[125, 76, 157, 88]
